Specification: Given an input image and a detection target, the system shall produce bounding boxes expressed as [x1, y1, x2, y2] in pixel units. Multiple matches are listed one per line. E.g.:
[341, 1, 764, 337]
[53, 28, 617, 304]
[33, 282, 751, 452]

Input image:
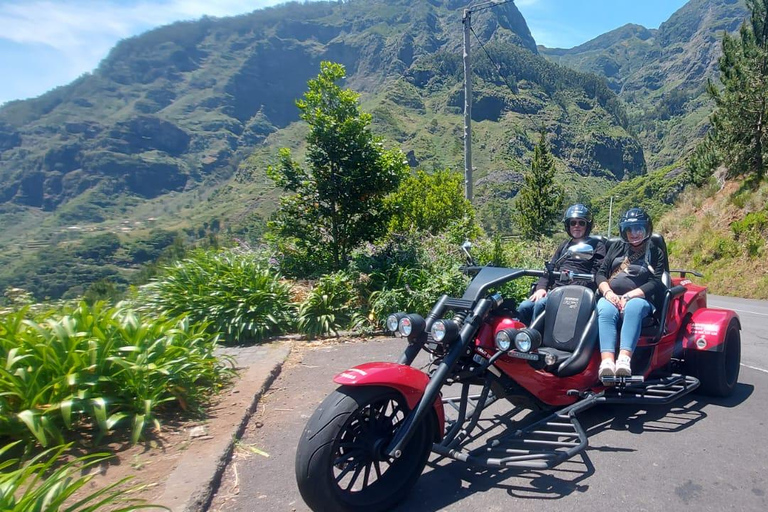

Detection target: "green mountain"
[540, 0, 748, 169]
[0, 0, 737, 299]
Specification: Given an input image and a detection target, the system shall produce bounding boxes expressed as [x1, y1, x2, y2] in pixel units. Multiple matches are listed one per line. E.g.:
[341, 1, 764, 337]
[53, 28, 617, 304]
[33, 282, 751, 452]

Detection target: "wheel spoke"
[374, 459, 383, 479]
[362, 462, 372, 488]
[335, 461, 357, 482]
[333, 449, 361, 467]
[345, 463, 365, 491]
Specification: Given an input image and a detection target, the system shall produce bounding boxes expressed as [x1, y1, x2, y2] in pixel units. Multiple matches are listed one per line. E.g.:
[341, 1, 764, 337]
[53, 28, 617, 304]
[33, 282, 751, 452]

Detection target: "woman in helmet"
[517, 204, 606, 325]
[595, 207, 668, 379]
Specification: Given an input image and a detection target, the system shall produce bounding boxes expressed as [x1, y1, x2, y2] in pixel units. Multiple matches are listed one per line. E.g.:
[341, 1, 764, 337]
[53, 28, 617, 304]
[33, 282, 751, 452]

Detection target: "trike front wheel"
[295, 385, 433, 512]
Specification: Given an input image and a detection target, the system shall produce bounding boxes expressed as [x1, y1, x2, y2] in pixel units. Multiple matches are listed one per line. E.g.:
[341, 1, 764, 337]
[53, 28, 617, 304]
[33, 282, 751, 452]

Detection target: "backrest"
[650, 233, 671, 287]
[541, 286, 596, 352]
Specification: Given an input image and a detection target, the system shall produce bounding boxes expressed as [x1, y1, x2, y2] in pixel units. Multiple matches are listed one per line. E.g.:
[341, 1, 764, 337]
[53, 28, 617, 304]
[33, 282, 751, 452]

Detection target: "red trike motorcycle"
[295, 237, 741, 512]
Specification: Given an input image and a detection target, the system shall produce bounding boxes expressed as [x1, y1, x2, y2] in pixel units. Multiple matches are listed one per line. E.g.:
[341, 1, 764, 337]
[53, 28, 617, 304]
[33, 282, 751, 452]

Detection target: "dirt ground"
[75, 382, 249, 509]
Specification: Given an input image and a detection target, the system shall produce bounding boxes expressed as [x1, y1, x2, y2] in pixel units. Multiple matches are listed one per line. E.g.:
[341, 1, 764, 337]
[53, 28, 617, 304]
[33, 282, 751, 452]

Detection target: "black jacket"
[534, 237, 607, 292]
[595, 238, 668, 310]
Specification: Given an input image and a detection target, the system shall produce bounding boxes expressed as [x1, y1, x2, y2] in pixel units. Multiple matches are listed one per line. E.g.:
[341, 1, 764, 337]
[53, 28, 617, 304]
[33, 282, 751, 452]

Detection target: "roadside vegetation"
[4, 3, 768, 499]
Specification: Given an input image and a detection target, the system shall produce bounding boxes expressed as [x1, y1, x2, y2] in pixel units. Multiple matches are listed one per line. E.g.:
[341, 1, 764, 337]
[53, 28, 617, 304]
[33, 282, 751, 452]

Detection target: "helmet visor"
[620, 222, 649, 242]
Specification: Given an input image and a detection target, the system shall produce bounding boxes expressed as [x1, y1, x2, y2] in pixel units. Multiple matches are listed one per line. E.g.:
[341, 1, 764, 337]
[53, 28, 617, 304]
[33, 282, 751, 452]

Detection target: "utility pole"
[607, 196, 614, 237]
[462, 1, 510, 202]
[463, 8, 473, 202]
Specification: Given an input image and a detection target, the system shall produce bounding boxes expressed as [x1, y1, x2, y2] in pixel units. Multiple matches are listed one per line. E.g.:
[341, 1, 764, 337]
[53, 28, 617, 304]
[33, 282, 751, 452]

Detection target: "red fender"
[333, 362, 445, 435]
[683, 308, 741, 352]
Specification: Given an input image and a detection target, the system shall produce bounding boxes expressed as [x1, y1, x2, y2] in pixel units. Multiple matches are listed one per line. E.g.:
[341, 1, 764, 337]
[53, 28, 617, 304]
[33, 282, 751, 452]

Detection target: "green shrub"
[297, 272, 358, 339]
[140, 249, 295, 345]
[0, 302, 231, 446]
[731, 210, 768, 240]
[692, 234, 740, 266]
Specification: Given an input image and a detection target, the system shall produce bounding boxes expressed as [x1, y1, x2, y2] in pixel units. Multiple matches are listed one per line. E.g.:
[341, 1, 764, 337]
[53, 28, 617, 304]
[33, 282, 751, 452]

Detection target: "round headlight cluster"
[494, 328, 542, 353]
[430, 319, 458, 343]
[385, 312, 426, 339]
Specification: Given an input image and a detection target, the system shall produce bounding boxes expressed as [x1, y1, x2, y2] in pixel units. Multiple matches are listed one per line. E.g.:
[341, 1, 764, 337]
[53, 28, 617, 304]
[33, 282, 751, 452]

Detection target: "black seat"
[530, 285, 598, 377]
[639, 233, 672, 338]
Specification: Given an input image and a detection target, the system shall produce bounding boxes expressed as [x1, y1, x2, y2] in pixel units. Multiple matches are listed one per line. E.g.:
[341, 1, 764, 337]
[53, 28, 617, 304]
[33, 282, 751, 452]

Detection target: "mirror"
[461, 240, 476, 265]
[564, 242, 594, 261]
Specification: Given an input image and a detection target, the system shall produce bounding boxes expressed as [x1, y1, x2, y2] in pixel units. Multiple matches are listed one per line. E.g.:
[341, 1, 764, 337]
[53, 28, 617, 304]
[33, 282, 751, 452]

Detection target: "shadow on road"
[392, 383, 754, 511]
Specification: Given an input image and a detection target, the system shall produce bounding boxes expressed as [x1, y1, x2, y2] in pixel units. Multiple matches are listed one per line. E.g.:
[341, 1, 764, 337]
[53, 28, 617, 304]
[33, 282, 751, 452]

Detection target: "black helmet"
[619, 207, 652, 243]
[563, 204, 593, 236]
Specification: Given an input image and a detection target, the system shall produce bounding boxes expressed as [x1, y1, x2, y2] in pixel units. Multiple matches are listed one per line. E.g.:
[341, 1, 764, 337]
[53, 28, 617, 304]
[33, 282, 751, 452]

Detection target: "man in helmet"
[516, 204, 606, 326]
[595, 207, 668, 379]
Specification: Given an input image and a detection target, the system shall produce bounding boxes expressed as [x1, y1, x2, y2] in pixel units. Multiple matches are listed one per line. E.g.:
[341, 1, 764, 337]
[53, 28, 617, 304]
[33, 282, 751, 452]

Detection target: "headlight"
[386, 313, 406, 333]
[514, 328, 542, 353]
[495, 328, 518, 352]
[430, 319, 458, 343]
[515, 332, 533, 352]
[398, 314, 425, 338]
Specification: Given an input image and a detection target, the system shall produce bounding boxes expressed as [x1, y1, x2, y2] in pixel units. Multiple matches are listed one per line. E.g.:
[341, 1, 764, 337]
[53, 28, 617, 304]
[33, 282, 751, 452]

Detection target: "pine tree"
[514, 132, 564, 239]
[705, 0, 768, 183]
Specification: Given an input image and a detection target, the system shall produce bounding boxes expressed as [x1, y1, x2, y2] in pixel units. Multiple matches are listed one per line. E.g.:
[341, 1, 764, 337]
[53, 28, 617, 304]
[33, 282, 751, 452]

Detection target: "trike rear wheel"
[687, 319, 741, 397]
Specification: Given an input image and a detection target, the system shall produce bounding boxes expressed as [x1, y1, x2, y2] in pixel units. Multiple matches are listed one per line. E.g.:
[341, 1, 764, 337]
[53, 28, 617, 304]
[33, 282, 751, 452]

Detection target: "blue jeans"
[517, 296, 548, 326]
[597, 297, 653, 354]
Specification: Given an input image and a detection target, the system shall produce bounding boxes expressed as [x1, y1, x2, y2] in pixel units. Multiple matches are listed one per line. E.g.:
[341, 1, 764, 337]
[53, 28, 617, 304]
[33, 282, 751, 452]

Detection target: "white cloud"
[0, 0, 287, 104]
[0, 1, 279, 50]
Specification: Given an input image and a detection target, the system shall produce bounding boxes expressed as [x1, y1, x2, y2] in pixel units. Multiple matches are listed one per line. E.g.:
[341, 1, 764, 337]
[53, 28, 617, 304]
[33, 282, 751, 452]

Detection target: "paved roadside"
[158, 340, 292, 512]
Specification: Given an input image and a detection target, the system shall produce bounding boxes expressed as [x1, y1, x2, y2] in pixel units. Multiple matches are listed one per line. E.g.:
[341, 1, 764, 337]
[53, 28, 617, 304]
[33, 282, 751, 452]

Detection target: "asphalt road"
[210, 295, 768, 512]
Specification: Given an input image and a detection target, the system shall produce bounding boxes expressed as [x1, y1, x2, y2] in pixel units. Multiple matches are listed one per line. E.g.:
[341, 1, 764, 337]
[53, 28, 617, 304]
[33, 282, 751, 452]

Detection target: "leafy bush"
[0, 302, 230, 446]
[385, 169, 477, 235]
[731, 210, 768, 240]
[139, 249, 295, 345]
[692, 234, 740, 266]
[297, 272, 358, 339]
[0, 442, 165, 511]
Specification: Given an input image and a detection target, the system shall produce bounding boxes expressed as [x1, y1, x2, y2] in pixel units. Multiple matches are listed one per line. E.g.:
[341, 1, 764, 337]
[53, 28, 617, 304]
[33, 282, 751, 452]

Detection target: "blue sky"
[0, 0, 693, 106]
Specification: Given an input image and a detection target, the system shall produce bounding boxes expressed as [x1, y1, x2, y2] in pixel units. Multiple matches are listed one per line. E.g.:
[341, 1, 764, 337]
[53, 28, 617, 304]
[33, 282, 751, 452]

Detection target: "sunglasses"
[569, 220, 587, 227]
[626, 226, 647, 235]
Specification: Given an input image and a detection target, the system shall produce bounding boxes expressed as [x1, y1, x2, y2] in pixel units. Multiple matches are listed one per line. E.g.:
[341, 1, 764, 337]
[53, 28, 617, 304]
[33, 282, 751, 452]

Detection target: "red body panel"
[475, 318, 597, 406]
[683, 308, 739, 352]
[333, 362, 446, 433]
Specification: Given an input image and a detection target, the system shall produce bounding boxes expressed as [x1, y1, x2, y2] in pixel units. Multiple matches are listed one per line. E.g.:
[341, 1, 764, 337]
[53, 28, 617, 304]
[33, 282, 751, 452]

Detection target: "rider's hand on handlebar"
[529, 288, 548, 302]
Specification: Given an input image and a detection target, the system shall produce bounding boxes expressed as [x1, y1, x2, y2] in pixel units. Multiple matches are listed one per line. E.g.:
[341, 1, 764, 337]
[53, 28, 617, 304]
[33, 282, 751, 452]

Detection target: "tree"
[514, 132, 564, 238]
[385, 169, 477, 235]
[704, 0, 768, 183]
[268, 62, 408, 273]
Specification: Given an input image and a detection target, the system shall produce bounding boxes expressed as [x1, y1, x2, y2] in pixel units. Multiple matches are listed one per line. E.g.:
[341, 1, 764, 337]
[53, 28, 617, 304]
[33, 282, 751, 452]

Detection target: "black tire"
[688, 319, 741, 397]
[295, 385, 433, 512]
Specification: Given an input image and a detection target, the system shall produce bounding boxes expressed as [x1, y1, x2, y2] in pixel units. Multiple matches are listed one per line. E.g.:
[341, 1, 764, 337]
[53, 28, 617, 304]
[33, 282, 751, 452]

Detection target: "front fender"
[683, 308, 741, 352]
[334, 362, 445, 435]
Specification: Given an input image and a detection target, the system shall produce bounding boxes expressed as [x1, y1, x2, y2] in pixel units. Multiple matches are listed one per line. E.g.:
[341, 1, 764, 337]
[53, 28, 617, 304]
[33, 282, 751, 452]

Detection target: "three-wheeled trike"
[295, 236, 741, 512]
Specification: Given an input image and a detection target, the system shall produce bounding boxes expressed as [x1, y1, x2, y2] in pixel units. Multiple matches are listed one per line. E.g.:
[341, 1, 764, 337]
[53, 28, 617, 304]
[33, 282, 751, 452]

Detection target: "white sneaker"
[615, 354, 632, 377]
[599, 359, 616, 379]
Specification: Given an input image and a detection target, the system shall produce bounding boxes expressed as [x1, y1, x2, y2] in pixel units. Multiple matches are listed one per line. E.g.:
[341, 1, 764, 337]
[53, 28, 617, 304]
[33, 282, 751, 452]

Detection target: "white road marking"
[719, 307, 768, 317]
[741, 363, 768, 374]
